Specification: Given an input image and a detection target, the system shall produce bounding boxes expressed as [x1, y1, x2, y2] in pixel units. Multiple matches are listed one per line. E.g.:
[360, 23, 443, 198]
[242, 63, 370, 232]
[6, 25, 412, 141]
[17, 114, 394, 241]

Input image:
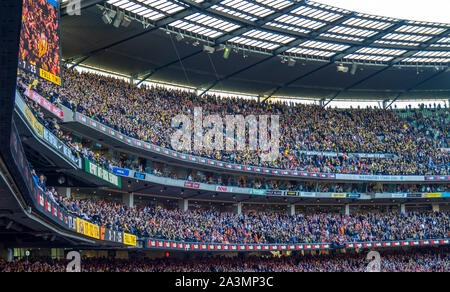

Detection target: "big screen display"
[18, 0, 62, 86]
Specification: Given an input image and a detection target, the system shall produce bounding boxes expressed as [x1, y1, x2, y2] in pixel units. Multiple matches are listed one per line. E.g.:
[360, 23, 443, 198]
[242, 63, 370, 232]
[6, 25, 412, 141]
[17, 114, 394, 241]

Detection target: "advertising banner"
[216, 186, 233, 192]
[331, 193, 347, 198]
[84, 160, 121, 188]
[23, 88, 64, 119]
[113, 167, 130, 176]
[250, 189, 266, 195]
[265, 190, 283, 196]
[331, 193, 361, 198]
[24, 104, 43, 138]
[123, 233, 137, 246]
[76, 218, 100, 240]
[42, 128, 80, 167]
[134, 172, 146, 180]
[184, 181, 200, 189]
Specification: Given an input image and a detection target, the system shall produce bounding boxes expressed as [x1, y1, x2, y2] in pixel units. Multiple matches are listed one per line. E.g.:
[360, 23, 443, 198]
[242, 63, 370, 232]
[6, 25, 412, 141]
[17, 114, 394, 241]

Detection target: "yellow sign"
[39, 68, 61, 86]
[422, 193, 441, 198]
[24, 105, 43, 138]
[331, 193, 347, 198]
[123, 233, 137, 246]
[76, 218, 100, 239]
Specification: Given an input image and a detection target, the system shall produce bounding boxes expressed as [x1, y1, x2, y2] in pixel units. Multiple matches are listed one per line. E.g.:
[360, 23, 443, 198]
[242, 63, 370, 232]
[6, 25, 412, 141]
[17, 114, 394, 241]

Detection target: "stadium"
[0, 0, 449, 274]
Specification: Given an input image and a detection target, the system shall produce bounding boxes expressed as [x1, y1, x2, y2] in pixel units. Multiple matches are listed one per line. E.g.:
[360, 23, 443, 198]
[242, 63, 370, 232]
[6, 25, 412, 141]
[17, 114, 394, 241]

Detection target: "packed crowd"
[21, 79, 449, 197]
[25, 68, 448, 176]
[60, 195, 450, 245]
[1, 247, 449, 272]
[401, 107, 449, 149]
[17, 77, 115, 172]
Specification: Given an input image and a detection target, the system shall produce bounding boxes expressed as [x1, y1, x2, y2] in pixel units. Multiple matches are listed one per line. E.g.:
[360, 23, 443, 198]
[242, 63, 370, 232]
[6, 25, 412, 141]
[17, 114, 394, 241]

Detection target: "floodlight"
[203, 45, 215, 54]
[122, 16, 132, 28]
[288, 58, 296, 67]
[102, 11, 113, 24]
[223, 47, 230, 59]
[113, 11, 124, 28]
[337, 64, 349, 73]
[175, 33, 184, 42]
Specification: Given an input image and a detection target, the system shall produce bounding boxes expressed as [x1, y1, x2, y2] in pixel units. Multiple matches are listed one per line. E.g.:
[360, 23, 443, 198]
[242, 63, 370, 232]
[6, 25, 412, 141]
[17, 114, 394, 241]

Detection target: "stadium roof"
[61, 0, 450, 102]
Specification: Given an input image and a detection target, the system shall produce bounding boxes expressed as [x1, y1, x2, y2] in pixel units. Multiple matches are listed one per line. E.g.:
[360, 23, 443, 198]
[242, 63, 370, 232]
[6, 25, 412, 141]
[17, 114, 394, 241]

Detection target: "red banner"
[23, 87, 64, 119]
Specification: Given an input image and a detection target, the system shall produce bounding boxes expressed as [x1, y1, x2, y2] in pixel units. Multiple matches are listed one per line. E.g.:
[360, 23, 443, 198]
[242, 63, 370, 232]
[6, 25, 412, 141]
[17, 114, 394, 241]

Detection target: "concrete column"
[288, 204, 295, 216]
[178, 199, 188, 212]
[130, 74, 137, 85]
[432, 204, 440, 213]
[400, 204, 406, 215]
[57, 187, 71, 199]
[64, 188, 71, 198]
[7, 248, 13, 262]
[344, 204, 350, 216]
[235, 202, 242, 215]
[122, 193, 134, 208]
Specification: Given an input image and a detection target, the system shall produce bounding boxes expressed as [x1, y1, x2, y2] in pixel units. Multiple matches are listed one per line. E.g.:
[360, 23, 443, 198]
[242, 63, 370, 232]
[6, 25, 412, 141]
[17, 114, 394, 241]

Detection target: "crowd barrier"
[144, 238, 449, 252]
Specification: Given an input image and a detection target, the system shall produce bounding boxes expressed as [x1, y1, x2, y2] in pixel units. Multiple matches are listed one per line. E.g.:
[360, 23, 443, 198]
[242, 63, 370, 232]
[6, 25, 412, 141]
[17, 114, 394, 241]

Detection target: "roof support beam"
[323, 29, 450, 106]
[136, 0, 308, 85]
[322, 66, 391, 107]
[262, 21, 408, 102]
[384, 68, 449, 109]
[200, 11, 356, 96]
[66, 0, 223, 68]
[136, 50, 204, 86]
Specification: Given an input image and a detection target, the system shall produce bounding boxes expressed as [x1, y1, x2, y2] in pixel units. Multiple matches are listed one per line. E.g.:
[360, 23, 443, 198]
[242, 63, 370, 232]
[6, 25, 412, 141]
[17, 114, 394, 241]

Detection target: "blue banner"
[46, 0, 58, 8]
[113, 167, 130, 176]
[134, 172, 146, 180]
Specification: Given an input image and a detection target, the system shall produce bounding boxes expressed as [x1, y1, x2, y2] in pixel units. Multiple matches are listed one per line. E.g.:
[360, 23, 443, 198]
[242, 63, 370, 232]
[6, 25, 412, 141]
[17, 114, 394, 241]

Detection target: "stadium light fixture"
[113, 11, 124, 28]
[6, 221, 13, 230]
[102, 10, 116, 25]
[337, 64, 349, 73]
[288, 58, 296, 67]
[121, 16, 132, 28]
[203, 45, 215, 54]
[350, 63, 358, 75]
[223, 47, 231, 59]
[175, 33, 184, 42]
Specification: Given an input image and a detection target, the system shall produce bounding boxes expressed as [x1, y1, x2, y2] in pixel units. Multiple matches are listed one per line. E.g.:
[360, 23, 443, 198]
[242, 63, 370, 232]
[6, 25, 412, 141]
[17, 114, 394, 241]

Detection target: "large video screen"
[18, 0, 62, 86]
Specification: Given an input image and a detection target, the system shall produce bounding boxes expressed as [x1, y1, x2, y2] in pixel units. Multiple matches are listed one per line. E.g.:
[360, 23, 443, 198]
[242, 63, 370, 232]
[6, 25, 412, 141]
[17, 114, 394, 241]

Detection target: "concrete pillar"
[288, 204, 295, 216]
[235, 202, 242, 215]
[130, 74, 137, 85]
[64, 188, 71, 199]
[57, 187, 71, 199]
[7, 248, 13, 262]
[320, 98, 326, 107]
[178, 199, 188, 212]
[432, 204, 440, 213]
[400, 204, 406, 215]
[122, 193, 134, 208]
[344, 204, 350, 216]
